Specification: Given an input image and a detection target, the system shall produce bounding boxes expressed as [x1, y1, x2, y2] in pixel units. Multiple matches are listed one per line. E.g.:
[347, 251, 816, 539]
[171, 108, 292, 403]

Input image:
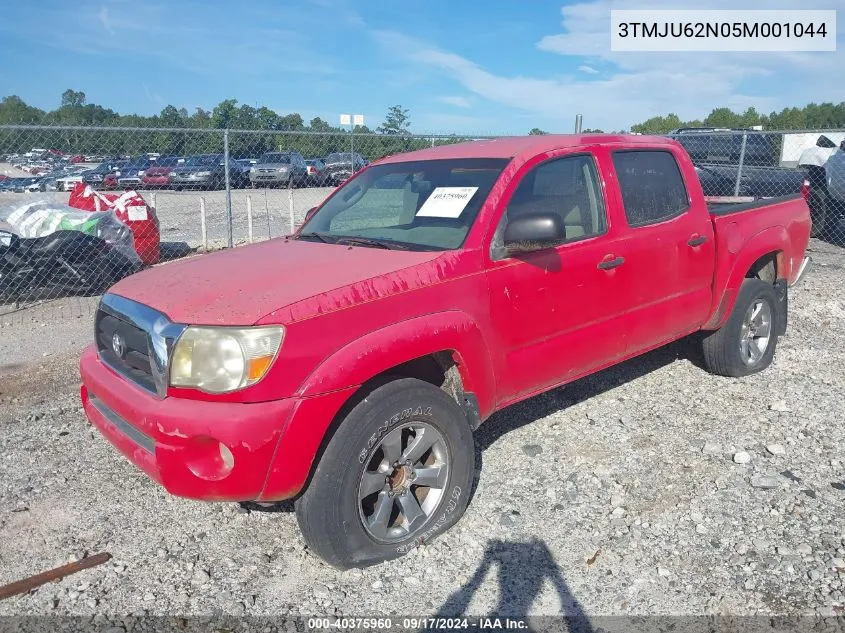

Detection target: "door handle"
[597, 256, 625, 270]
[688, 235, 707, 247]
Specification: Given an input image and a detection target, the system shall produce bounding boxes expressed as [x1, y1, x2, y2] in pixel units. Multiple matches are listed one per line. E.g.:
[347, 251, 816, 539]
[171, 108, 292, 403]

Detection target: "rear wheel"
[295, 378, 474, 569]
[702, 278, 781, 377]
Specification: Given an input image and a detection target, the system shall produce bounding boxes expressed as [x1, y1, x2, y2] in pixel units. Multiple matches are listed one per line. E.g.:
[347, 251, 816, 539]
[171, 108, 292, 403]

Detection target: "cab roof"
[375, 134, 678, 164]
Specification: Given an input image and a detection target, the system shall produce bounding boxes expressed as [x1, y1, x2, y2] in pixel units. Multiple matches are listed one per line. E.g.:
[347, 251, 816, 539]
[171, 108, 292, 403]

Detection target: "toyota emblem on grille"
[112, 333, 126, 358]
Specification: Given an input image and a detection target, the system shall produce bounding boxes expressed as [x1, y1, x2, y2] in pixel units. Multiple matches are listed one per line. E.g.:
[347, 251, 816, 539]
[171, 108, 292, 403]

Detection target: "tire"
[295, 378, 475, 569]
[809, 190, 828, 238]
[701, 278, 781, 377]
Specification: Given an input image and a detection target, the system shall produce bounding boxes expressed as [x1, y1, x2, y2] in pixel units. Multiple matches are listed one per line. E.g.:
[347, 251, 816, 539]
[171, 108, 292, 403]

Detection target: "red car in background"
[142, 156, 182, 189]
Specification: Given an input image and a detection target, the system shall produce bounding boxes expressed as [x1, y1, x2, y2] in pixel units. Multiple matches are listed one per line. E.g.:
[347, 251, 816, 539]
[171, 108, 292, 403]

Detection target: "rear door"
[607, 148, 715, 354]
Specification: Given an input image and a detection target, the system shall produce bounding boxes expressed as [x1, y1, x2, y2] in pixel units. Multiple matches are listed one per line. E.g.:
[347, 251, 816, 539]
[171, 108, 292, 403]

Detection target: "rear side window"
[612, 151, 689, 227]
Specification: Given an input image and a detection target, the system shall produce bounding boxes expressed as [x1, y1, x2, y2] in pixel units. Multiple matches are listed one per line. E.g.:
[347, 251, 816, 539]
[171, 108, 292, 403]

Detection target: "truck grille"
[96, 311, 157, 393]
[95, 294, 187, 397]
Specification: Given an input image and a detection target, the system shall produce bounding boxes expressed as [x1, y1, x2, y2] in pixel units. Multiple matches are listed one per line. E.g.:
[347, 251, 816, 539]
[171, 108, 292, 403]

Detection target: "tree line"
[3, 91, 844, 159]
[0, 92, 470, 160]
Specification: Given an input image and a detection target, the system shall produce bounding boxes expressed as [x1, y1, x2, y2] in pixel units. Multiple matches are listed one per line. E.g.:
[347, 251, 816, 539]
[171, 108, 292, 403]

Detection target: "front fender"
[297, 310, 497, 419]
[704, 225, 789, 330]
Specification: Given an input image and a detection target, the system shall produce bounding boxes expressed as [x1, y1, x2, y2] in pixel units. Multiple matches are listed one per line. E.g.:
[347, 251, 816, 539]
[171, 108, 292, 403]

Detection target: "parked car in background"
[141, 156, 182, 189]
[25, 175, 59, 193]
[668, 128, 805, 201]
[170, 154, 248, 190]
[102, 173, 119, 190]
[55, 167, 93, 192]
[322, 152, 367, 185]
[81, 160, 128, 187]
[305, 159, 327, 186]
[119, 156, 177, 189]
[249, 151, 308, 188]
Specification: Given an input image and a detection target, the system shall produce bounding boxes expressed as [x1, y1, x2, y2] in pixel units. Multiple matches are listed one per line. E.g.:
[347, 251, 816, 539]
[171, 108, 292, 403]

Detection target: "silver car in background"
[249, 151, 308, 188]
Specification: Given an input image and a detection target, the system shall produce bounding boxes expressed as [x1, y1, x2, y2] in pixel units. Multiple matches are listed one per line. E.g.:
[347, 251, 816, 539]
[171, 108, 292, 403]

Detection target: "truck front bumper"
[79, 345, 353, 502]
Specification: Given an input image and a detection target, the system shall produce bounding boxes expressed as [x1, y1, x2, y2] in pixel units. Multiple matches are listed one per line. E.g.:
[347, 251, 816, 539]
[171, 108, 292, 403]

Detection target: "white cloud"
[98, 5, 113, 34]
[374, 1, 845, 131]
[437, 96, 472, 108]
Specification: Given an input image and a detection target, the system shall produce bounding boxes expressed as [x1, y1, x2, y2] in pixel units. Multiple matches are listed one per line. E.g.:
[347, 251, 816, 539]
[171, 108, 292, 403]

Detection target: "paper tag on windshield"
[127, 205, 148, 221]
[416, 187, 478, 218]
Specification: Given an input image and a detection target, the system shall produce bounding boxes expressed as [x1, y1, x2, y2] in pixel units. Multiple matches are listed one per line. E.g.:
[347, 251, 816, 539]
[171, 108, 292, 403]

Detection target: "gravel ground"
[0, 238, 844, 620]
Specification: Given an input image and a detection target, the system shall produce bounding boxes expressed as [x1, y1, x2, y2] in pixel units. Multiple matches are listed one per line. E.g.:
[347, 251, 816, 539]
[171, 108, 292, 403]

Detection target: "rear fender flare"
[705, 225, 788, 330]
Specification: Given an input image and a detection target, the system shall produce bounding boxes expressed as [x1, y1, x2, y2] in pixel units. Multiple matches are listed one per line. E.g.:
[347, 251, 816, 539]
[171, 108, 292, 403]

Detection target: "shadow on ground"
[432, 538, 593, 632]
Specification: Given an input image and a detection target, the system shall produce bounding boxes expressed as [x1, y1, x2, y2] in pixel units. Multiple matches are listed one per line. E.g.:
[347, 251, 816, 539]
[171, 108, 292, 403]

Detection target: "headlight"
[278, 167, 288, 173]
[169, 326, 284, 393]
[138, 170, 146, 177]
[195, 170, 212, 177]
[250, 167, 256, 173]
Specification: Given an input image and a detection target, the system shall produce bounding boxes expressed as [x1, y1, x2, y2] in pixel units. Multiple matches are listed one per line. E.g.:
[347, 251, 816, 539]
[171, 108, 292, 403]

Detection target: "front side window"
[502, 154, 608, 242]
[300, 158, 509, 250]
[612, 150, 689, 227]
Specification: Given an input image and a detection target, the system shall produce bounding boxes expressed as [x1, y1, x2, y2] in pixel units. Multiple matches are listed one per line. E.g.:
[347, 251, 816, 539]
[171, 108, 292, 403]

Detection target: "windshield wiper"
[297, 232, 337, 244]
[337, 236, 408, 250]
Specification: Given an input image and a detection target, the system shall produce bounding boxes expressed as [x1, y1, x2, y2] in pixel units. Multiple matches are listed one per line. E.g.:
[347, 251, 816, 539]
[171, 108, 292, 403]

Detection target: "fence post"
[247, 195, 253, 244]
[288, 187, 295, 235]
[200, 197, 207, 251]
[264, 189, 271, 239]
[734, 132, 748, 197]
[223, 128, 233, 248]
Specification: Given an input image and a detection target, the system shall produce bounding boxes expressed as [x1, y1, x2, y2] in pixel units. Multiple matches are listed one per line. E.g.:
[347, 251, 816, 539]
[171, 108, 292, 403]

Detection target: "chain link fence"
[0, 124, 842, 320]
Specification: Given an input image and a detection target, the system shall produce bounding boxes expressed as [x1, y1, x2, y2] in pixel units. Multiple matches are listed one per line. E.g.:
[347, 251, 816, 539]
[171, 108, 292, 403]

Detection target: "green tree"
[378, 105, 410, 135]
[61, 89, 86, 109]
[528, 128, 548, 135]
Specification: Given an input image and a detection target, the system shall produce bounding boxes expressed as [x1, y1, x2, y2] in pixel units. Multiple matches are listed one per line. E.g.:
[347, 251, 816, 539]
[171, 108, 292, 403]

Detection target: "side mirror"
[840, 140, 845, 152]
[817, 135, 837, 149]
[503, 213, 565, 253]
[304, 206, 318, 223]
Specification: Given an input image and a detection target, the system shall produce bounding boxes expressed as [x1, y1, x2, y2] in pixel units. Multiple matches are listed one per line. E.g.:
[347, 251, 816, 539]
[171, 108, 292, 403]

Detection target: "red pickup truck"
[80, 135, 811, 569]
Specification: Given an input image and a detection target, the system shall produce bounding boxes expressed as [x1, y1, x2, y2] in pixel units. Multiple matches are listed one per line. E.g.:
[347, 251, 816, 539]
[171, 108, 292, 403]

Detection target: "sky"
[0, 0, 842, 134]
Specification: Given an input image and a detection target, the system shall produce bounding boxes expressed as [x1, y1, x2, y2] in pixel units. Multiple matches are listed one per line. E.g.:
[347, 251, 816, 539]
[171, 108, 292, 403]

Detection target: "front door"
[486, 152, 630, 403]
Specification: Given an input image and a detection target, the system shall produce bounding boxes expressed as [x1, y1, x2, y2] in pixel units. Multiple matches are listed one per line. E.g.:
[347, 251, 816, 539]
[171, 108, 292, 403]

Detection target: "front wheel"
[701, 278, 781, 377]
[295, 378, 475, 569]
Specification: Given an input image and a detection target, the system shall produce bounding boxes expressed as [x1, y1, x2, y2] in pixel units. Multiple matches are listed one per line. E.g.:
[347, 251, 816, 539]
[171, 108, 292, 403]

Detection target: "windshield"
[299, 158, 509, 250]
[325, 153, 354, 163]
[260, 152, 291, 164]
[184, 155, 221, 167]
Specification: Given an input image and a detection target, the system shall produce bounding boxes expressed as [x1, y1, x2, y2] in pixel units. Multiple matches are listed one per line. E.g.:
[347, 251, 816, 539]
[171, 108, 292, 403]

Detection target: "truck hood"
[108, 238, 447, 326]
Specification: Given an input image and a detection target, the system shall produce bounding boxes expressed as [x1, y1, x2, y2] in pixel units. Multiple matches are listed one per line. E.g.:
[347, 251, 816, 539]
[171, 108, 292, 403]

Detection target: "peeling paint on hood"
[109, 238, 447, 326]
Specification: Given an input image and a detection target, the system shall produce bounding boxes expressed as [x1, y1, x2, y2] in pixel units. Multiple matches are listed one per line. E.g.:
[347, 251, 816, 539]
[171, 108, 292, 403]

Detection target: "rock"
[313, 585, 331, 599]
[796, 543, 813, 556]
[769, 401, 790, 412]
[831, 558, 845, 570]
[657, 567, 671, 577]
[191, 569, 211, 585]
[611, 494, 625, 508]
[750, 475, 780, 490]
[611, 507, 627, 518]
[766, 444, 786, 456]
[521, 444, 543, 458]
[371, 580, 383, 590]
[735, 543, 749, 555]
[808, 569, 821, 581]
[776, 546, 794, 556]
[404, 576, 421, 586]
[733, 451, 752, 465]
[696, 523, 708, 535]
[702, 442, 722, 455]
[143, 592, 155, 602]
[499, 513, 515, 527]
